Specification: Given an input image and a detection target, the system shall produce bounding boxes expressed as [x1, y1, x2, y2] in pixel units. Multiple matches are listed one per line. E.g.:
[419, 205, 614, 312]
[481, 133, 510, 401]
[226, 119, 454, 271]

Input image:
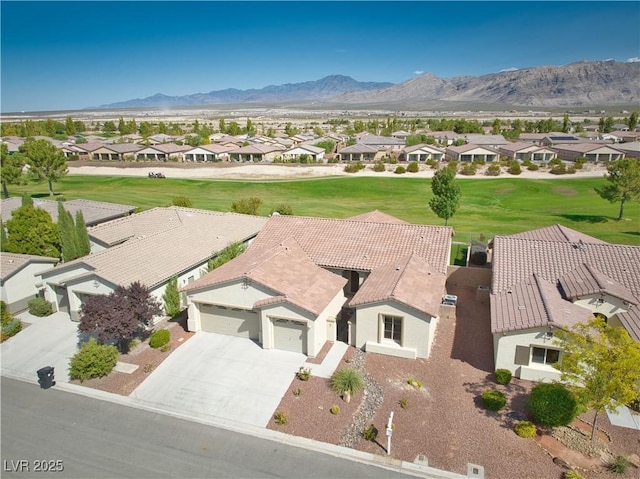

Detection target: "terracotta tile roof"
[105, 143, 144, 153]
[616, 308, 640, 341]
[0, 252, 58, 281]
[247, 215, 452, 274]
[349, 253, 445, 317]
[88, 207, 184, 246]
[446, 144, 499, 154]
[183, 238, 346, 316]
[402, 144, 445, 154]
[339, 144, 380, 153]
[551, 142, 624, 154]
[559, 263, 637, 305]
[346, 210, 407, 224]
[45, 209, 268, 289]
[491, 227, 640, 335]
[491, 273, 593, 334]
[0, 198, 135, 226]
[232, 144, 285, 154]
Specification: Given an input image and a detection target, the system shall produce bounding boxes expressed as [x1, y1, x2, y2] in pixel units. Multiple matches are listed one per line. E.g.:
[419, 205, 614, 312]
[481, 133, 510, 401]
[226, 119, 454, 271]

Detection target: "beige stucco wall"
[355, 301, 436, 359]
[1, 262, 56, 313]
[446, 265, 492, 289]
[571, 294, 630, 319]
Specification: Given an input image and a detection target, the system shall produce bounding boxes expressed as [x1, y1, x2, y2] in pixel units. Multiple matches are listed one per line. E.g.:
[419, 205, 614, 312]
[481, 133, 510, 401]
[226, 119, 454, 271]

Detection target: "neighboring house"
[392, 130, 411, 140]
[490, 225, 640, 382]
[463, 134, 510, 148]
[445, 144, 499, 162]
[0, 253, 58, 313]
[401, 144, 445, 162]
[136, 143, 190, 161]
[338, 144, 382, 162]
[356, 134, 405, 151]
[146, 134, 176, 145]
[540, 135, 582, 147]
[90, 143, 143, 161]
[0, 198, 136, 226]
[281, 145, 326, 162]
[229, 144, 285, 162]
[429, 131, 461, 146]
[182, 213, 452, 359]
[613, 141, 640, 159]
[70, 142, 106, 160]
[183, 144, 238, 162]
[39, 207, 268, 321]
[552, 143, 625, 162]
[498, 142, 556, 162]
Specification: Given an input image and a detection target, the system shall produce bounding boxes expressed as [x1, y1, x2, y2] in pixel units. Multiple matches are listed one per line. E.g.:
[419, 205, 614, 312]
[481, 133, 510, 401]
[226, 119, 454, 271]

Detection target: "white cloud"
[627, 57, 640, 63]
[500, 67, 519, 72]
[413, 70, 424, 75]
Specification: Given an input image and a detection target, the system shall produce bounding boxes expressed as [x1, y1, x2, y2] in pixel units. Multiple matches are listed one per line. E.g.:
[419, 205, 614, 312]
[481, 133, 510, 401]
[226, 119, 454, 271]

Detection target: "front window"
[383, 315, 402, 344]
[531, 347, 560, 365]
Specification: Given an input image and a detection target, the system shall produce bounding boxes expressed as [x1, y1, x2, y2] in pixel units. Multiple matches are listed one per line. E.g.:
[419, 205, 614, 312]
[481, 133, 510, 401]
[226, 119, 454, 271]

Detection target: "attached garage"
[273, 318, 307, 354]
[200, 304, 259, 340]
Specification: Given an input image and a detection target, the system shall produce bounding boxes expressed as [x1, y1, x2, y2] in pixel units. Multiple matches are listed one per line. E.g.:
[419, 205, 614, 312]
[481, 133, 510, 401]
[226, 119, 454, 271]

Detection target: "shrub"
[407, 378, 422, 388]
[149, 329, 170, 349]
[573, 157, 586, 169]
[507, 161, 522, 175]
[344, 162, 365, 173]
[460, 163, 477, 176]
[171, 196, 193, 208]
[482, 389, 507, 411]
[399, 398, 408, 409]
[528, 382, 578, 428]
[494, 369, 513, 385]
[362, 424, 378, 441]
[28, 297, 53, 317]
[472, 158, 486, 166]
[331, 368, 364, 396]
[271, 204, 293, 215]
[274, 411, 288, 426]
[1, 318, 22, 342]
[446, 161, 458, 172]
[485, 164, 501, 176]
[566, 166, 577, 174]
[69, 339, 118, 382]
[426, 158, 438, 169]
[394, 165, 406, 174]
[231, 197, 262, 215]
[609, 456, 628, 474]
[296, 366, 311, 381]
[372, 160, 386, 172]
[0, 301, 12, 325]
[406, 162, 419, 173]
[564, 470, 585, 479]
[514, 421, 537, 438]
[550, 163, 567, 175]
[292, 388, 301, 397]
[527, 163, 540, 171]
[330, 405, 340, 415]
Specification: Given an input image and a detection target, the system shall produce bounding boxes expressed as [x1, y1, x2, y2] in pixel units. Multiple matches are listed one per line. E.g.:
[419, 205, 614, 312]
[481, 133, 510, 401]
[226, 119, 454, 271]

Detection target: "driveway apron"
[130, 332, 307, 428]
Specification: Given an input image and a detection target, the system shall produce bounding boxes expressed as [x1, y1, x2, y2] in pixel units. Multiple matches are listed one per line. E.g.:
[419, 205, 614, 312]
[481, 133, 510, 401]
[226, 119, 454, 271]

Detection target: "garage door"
[273, 319, 307, 354]
[200, 304, 259, 340]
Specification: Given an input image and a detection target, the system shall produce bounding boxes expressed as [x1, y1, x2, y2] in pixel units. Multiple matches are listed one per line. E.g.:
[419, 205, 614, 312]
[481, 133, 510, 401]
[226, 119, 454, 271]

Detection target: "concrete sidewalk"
[305, 341, 349, 378]
[606, 405, 640, 430]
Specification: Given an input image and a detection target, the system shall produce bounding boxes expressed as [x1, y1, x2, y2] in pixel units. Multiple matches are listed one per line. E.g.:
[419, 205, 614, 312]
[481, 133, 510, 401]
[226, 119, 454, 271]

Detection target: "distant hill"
[334, 60, 640, 109]
[95, 75, 394, 109]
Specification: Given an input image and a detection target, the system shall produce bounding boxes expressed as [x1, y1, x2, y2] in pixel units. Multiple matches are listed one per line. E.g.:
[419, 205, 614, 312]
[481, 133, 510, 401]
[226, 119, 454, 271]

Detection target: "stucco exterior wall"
[260, 303, 314, 353]
[571, 294, 630, 319]
[1, 262, 56, 313]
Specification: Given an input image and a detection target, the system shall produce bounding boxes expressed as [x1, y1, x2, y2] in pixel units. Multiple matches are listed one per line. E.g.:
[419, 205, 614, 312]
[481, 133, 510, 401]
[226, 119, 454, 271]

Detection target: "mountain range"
[96, 60, 639, 110]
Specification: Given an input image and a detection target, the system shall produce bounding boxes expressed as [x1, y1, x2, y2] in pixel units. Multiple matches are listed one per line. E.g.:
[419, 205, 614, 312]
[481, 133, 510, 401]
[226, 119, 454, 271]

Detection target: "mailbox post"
[386, 411, 394, 455]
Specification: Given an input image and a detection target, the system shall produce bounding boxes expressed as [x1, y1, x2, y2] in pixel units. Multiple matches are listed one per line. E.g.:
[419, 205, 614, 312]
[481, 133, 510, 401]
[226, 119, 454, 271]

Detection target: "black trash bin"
[37, 366, 55, 389]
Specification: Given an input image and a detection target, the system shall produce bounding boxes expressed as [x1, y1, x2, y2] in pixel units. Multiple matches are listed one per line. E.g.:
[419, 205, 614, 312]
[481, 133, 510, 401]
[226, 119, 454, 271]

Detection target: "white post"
[386, 411, 394, 455]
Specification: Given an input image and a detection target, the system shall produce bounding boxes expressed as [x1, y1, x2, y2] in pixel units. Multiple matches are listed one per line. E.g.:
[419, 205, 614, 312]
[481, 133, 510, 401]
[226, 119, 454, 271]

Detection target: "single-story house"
[445, 144, 499, 162]
[356, 134, 405, 151]
[146, 134, 177, 145]
[229, 144, 285, 163]
[491, 225, 640, 382]
[338, 144, 383, 162]
[0, 198, 136, 227]
[183, 144, 238, 162]
[69, 142, 106, 160]
[498, 142, 556, 162]
[463, 134, 510, 148]
[281, 145, 326, 162]
[612, 141, 640, 159]
[552, 143, 625, 162]
[40, 207, 268, 321]
[90, 143, 143, 161]
[429, 131, 462, 146]
[401, 144, 445, 162]
[182, 213, 452, 359]
[136, 143, 190, 161]
[540, 135, 582, 147]
[0, 252, 59, 313]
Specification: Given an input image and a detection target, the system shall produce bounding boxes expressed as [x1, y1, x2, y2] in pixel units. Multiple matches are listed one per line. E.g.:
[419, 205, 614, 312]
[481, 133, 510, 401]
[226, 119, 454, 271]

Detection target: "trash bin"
[37, 366, 55, 389]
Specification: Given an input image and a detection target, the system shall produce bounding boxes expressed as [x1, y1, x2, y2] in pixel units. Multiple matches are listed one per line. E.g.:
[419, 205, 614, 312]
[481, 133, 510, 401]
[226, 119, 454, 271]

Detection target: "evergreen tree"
[21, 193, 33, 208]
[1, 221, 8, 252]
[58, 202, 78, 262]
[75, 210, 91, 256]
[1, 144, 26, 199]
[64, 116, 76, 136]
[5, 204, 60, 257]
[162, 276, 181, 317]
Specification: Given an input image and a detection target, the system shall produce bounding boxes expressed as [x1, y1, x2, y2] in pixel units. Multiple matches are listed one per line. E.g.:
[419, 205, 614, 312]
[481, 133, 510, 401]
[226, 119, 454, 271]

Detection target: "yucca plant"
[331, 367, 364, 403]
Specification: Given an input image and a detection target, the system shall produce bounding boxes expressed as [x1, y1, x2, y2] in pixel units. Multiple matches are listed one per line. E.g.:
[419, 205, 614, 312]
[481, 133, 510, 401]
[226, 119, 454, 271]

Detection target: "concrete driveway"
[130, 332, 307, 428]
[1, 311, 80, 383]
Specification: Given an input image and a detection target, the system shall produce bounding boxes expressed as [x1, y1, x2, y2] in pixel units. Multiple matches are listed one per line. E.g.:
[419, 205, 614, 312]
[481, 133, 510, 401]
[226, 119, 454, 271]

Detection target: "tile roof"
[246, 214, 452, 274]
[339, 144, 380, 154]
[44, 208, 268, 289]
[346, 210, 407, 224]
[0, 252, 58, 281]
[616, 308, 640, 341]
[104, 143, 144, 154]
[349, 253, 445, 317]
[402, 144, 445, 154]
[559, 263, 637, 305]
[551, 143, 624, 154]
[446, 144, 499, 154]
[491, 273, 593, 334]
[88, 207, 184, 246]
[183, 238, 346, 316]
[0, 198, 136, 226]
[505, 224, 607, 244]
[232, 144, 285, 154]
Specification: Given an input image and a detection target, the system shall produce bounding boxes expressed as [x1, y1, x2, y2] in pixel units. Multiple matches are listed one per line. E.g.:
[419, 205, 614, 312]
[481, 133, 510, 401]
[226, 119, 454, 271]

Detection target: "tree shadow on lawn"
[555, 213, 610, 224]
[463, 373, 531, 432]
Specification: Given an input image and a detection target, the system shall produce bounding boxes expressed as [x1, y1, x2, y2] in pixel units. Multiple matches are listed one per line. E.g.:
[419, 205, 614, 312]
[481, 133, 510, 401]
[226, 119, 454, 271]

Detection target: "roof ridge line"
[533, 273, 555, 326]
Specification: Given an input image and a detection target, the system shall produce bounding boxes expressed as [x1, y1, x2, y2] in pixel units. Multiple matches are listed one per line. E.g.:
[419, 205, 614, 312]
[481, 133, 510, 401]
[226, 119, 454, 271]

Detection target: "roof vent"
[517, 305, 526, 310]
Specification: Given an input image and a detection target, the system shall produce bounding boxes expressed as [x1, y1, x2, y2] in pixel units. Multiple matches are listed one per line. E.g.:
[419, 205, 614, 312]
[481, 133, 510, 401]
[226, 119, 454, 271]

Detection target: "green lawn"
[6, 175, 639, 245]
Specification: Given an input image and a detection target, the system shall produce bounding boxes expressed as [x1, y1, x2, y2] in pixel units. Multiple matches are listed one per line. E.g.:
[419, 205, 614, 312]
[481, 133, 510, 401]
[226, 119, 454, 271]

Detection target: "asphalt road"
[1, 378, 411, 479]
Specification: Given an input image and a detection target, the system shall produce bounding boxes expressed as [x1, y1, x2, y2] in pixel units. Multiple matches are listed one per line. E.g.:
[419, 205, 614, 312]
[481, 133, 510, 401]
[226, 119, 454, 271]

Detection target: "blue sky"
[2, 1, 639, 113]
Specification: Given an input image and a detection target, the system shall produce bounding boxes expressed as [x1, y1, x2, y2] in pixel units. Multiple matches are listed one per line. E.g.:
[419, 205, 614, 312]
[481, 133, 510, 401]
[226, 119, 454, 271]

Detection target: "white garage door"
[200, 304, 259, 340]
[273, 319, 306, 354]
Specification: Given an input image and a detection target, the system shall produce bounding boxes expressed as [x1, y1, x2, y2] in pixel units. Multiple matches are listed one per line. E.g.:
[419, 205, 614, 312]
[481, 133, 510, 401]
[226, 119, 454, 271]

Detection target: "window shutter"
[514, 346, 530, 366]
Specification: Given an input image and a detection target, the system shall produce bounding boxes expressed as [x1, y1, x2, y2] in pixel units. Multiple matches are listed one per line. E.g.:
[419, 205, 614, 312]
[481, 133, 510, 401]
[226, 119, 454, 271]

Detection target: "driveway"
[130, 332, 308, 428]
[1, 311, 80, 383]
